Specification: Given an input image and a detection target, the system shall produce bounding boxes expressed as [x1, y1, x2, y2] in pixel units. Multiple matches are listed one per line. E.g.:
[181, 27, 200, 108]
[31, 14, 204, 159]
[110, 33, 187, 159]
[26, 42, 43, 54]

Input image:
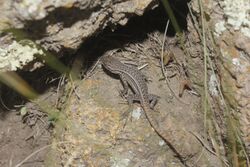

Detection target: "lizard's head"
[101, 56, 120, 71]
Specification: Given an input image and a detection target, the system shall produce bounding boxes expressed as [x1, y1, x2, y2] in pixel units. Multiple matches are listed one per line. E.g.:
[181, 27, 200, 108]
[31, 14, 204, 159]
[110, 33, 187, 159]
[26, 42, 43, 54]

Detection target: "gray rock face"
[0, 0, 158, 72]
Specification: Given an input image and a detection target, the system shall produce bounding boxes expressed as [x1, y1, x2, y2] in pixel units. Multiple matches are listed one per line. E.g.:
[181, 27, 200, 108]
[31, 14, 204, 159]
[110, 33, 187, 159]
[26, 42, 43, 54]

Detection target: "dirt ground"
[0, 70, 58, 167]
[0, 110, 51, 167]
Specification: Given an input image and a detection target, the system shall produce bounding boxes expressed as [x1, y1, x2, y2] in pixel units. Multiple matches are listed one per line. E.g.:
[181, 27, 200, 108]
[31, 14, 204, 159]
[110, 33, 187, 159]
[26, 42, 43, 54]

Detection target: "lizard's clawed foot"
[148, 94, 159, 109]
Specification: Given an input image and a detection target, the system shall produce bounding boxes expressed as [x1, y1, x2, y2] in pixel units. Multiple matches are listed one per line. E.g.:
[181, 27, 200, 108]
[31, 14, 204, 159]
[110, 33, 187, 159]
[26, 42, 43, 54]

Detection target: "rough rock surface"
[0, 0, 249, 166]
[49, 49, 222, 166]
[189, 0, 250, 163]
[0, 0, 158, 72]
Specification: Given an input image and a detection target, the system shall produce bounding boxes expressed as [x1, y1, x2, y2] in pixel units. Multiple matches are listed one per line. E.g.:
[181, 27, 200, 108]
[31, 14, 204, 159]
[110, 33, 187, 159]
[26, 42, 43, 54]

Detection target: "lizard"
[101, 55, 185, 163]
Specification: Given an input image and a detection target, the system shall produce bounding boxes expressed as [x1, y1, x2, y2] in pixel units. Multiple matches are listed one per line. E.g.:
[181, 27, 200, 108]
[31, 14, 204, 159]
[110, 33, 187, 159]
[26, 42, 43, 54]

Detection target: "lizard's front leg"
[119, 74, 129, 97]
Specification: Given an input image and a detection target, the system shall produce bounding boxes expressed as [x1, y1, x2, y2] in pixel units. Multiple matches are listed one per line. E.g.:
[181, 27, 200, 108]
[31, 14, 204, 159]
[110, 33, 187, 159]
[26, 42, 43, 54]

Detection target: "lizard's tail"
[143, 105, 189, 166]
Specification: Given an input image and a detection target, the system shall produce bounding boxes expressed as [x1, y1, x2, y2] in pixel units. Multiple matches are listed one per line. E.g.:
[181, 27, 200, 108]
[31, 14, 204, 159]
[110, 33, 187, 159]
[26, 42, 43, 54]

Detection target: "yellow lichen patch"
[50, 78, 124, 166]
[0, 40, 43, 72]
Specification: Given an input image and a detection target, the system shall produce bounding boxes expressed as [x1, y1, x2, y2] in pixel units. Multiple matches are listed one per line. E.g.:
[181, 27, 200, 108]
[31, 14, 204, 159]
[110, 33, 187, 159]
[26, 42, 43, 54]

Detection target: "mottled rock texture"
[0, 0, 158, 72]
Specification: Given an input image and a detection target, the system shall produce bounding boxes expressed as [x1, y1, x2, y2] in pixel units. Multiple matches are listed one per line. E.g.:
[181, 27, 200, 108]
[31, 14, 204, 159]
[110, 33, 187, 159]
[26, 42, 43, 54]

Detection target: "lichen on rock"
[0, 40, 44, 72]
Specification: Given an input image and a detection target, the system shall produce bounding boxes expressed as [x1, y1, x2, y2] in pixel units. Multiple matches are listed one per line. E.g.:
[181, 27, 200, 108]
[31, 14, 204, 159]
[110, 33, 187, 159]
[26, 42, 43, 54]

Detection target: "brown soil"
[0, 110, 51, 167]
[0, 73, 57, 167]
